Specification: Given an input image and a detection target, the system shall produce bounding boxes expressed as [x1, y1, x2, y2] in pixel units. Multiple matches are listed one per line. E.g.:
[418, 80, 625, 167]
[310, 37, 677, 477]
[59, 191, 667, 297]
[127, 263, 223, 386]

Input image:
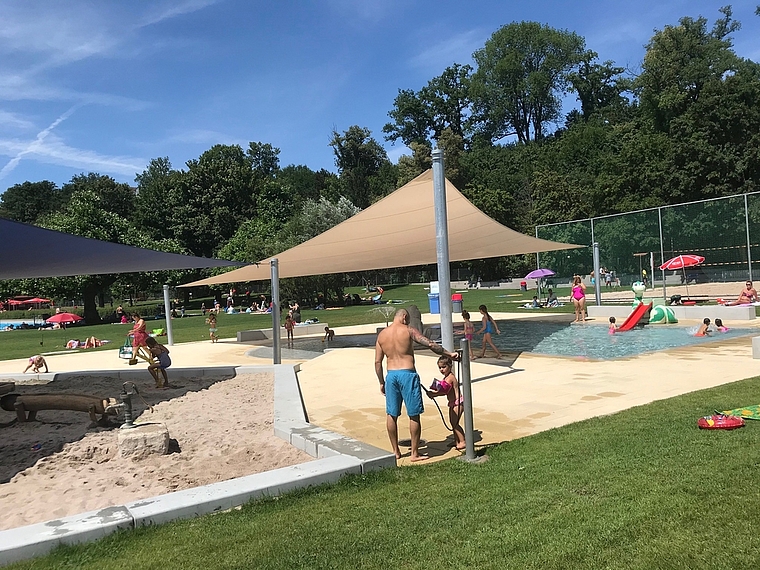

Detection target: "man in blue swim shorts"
[375, 308, 459, 462]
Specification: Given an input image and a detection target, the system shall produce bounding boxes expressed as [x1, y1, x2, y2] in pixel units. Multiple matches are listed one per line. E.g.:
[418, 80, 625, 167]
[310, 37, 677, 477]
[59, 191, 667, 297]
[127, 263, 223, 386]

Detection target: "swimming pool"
[489, 320, 753, 360]
[245, 320, 754, 361]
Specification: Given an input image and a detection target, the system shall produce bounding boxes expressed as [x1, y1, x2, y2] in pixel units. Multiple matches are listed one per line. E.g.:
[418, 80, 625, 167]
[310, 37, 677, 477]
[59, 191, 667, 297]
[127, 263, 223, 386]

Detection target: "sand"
[0, 372, 311, 531]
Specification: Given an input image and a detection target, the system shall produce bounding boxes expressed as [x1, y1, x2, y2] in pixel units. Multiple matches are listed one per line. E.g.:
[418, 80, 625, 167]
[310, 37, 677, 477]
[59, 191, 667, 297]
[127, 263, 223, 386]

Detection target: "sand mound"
[0, 373, 310, 530]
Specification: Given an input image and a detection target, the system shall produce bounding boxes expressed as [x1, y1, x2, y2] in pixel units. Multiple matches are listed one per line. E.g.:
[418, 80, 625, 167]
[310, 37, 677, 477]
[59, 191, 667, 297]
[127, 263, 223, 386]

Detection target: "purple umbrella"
[525, 268, 555, 280]
[525, 268, 555, 302]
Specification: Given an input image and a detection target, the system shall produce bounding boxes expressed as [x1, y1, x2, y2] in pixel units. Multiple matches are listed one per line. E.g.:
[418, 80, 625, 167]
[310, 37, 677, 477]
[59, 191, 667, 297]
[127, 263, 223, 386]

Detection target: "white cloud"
[0, 109, 145, 180]
[325, 0, 399, 23]
[138, 0, 222, 28]
[0, 110, 34, 130]
[409, 29, 483, 71]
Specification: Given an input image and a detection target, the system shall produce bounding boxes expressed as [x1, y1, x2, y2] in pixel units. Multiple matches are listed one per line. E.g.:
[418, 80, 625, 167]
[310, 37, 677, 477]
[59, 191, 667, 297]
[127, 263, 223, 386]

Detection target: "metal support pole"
[745, 194, 753, 281]
[460, 338, 476, 461]
[650, 252, 655, 292]
[658, 207, 666, 300]
[535, 227, 540, 271]
[162, 284, 173, 346]
[271, 259, 281, 365]
[432, 147, 454, 352]
[593, 242, 601, 306]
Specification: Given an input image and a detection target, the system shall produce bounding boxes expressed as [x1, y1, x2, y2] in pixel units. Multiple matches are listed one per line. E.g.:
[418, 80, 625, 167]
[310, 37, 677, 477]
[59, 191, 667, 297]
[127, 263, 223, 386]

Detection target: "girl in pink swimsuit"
[425, 355, 465, 451]
[571, 275, 587, 323]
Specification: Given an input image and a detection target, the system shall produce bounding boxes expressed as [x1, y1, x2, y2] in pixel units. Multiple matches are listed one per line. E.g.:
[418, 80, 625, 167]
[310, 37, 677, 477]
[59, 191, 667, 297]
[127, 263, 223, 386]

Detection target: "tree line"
[1, 7, 759, 320]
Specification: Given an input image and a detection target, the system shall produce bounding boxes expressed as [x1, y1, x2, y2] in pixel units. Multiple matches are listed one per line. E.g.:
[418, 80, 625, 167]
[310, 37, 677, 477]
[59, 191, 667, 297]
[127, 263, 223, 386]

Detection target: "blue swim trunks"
[385, 369, 424, 417]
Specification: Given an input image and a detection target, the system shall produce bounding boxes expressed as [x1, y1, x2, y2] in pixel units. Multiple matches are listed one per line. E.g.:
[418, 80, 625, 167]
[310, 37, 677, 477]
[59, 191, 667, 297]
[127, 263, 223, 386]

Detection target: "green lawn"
[0, 285, 579, 361]
[9, 376, 760, 569]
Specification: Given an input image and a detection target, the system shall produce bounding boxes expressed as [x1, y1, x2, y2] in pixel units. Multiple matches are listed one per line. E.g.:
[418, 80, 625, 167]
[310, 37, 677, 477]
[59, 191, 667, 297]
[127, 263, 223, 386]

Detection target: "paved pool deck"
[2, 312, 759, 467]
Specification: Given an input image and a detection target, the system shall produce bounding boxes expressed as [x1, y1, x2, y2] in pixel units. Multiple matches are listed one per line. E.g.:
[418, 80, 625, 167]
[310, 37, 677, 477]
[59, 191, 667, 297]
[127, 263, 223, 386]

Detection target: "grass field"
[8, 375, 760, 569]
[0, 284, 581, 361]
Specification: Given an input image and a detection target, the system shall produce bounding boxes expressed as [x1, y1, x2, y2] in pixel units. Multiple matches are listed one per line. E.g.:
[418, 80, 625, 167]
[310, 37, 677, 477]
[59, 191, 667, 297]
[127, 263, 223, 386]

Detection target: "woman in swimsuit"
[425, 355, 465, 451]
[571, 275, 587, 323]
[461, 310, 476, 361]
[476, 304, 502, 359]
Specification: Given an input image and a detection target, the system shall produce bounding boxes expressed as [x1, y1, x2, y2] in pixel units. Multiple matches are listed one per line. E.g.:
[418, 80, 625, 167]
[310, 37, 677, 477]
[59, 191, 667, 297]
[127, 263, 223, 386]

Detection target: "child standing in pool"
[695, 318, 711, 336]
[424, 355, 466, 451]
[715, 318, 729, 332]
[461, 310, 476, 360]
[477, 304, 502, 359]
[608, 316, 617, 334]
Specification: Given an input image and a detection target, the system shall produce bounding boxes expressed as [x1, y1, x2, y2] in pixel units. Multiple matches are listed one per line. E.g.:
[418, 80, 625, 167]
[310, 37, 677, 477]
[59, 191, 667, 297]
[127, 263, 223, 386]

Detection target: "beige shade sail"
[182, 170, 581, 287]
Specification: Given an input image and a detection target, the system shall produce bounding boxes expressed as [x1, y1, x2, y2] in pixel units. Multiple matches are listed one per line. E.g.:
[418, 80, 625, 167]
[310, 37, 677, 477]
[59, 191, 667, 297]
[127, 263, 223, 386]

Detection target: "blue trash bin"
[428, 293, 440, 314]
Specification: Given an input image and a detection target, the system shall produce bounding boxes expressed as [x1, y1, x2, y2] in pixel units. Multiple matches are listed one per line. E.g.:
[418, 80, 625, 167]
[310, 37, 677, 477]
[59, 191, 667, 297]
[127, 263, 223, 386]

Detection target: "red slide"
[618, 302, 653, 331]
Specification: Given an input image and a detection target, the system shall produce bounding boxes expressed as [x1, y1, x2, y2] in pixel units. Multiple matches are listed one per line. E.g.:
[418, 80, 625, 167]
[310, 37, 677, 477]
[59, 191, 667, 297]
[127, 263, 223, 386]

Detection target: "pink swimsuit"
[572, 285, 585, 301]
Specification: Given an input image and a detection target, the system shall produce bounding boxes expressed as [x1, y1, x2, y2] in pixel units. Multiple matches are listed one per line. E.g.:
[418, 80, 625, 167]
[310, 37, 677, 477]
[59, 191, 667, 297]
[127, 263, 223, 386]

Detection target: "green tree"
[330, 126, 394, 208]
[0, 181, 69, 223]
[396, 141, 432, 186]
[384, 64, 474, 147]
[170, 144, 257, 258]
[383, 89, 433, 146]
[567, 52, 631, 123]
[637, 6, 741, 132]
[134, 157, 183, 241]
[471, 21, 586, 143]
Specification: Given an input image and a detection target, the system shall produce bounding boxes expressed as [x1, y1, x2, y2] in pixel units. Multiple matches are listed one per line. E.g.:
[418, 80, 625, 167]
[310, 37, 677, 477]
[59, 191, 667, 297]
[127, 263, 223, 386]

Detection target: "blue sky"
[0, 0, 758, 193]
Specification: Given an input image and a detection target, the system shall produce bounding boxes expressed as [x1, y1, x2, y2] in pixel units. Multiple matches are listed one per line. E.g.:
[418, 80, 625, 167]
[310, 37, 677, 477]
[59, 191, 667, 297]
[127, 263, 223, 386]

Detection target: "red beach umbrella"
[659, 254, 705, 271]
[46, 312, 83, 324]
[659, 254, 705, 298]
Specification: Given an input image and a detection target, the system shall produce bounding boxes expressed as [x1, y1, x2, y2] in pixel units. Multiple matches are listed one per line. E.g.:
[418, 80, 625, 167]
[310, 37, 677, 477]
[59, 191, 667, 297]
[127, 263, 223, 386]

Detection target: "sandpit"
[0, 372, 311, 531]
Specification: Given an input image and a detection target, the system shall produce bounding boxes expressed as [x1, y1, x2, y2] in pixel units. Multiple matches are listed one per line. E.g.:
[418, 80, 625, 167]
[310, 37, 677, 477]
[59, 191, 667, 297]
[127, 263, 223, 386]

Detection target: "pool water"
[490, 320, 752, 360]
[249, 321, 753, 361]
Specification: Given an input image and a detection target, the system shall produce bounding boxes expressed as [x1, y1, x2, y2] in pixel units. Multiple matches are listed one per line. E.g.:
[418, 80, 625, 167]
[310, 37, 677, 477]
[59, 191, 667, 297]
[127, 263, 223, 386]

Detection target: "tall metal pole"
[162, 284, 173, 346]
[460, 338, 475, 461]
[745, 194, 753, 281]
[432, 147, 453, 352]
[658, 207, 666, 300]
[593, 242, 601, 306]
[271, 259, 281, 365]
[650, 252, 655, 292]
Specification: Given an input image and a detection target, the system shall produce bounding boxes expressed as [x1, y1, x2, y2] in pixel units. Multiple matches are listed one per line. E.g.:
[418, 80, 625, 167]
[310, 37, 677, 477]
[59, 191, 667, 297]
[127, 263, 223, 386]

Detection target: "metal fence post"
[162, 284, 173, 346]
[458, 338, 487, 464]
[658, 207, 666, 300]
[593, 242, 601, 306]
[745, 194, 753, 281]
[271, 259, 280, 365]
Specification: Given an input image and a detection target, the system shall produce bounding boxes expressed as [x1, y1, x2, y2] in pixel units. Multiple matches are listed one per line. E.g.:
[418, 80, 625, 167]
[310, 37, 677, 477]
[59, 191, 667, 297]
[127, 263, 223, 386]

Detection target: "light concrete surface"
[238, 323, 328, 341]
[0, 506, 134, 566]
[295, 312, 760, 466]
[589, 304, 755, 321]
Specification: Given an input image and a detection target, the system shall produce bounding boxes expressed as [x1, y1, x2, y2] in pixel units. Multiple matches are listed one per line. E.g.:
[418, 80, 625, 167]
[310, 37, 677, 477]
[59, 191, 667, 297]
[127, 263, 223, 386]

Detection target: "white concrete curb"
[0, 363, 395, 566]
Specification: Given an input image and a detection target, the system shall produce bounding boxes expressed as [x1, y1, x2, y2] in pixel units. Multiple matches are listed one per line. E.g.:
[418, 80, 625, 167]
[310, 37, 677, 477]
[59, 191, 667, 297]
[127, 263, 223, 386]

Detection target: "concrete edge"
[0, 365, 261, 385]
[273, 364, 397, 474]
[0, 456, 361, 566]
